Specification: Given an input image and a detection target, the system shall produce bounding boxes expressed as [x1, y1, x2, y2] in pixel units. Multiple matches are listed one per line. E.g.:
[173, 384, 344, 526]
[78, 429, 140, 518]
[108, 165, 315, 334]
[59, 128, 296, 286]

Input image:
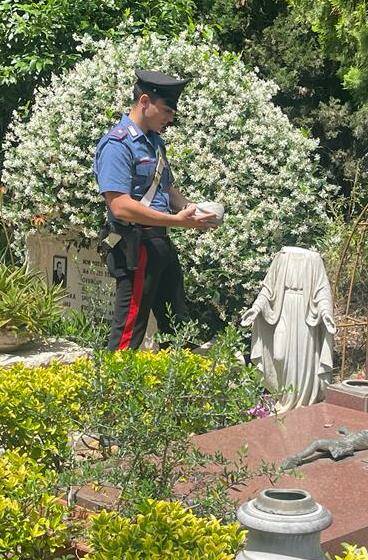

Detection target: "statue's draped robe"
[250, 248, 334, 413]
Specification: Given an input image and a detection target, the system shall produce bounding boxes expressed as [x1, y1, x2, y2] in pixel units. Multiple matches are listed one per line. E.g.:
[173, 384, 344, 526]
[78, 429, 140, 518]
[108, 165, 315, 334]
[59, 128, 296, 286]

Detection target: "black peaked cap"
[135, 69, 191, 110]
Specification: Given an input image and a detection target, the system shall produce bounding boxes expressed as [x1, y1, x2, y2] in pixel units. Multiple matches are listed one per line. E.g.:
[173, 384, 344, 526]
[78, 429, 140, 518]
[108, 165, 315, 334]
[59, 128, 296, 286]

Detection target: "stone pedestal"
[236, 489, 331, 560]
[326, 379, 368, 412]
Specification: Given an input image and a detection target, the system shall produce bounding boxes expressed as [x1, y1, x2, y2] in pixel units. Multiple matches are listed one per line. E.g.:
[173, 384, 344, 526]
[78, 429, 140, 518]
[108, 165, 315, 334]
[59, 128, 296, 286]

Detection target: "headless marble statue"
[241, 247, 336, 413]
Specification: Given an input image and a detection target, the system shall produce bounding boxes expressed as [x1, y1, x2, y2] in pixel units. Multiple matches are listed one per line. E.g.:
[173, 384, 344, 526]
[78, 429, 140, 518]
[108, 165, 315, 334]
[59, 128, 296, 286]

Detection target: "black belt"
[140, 226, 168, 239]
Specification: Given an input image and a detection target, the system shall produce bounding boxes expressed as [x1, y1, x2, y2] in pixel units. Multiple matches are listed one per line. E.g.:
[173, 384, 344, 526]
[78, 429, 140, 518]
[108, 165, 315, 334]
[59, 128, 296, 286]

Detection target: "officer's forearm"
[105, 192, 181, 226]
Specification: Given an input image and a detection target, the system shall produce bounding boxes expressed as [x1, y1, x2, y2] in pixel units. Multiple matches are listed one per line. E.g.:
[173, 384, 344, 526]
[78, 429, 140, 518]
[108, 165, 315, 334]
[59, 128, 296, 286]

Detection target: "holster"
[97, 221, 142, 277]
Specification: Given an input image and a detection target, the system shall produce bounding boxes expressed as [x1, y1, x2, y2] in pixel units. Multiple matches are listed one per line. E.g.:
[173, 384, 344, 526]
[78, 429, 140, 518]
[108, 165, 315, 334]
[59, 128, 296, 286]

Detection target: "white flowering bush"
[2, 32, 334, 323]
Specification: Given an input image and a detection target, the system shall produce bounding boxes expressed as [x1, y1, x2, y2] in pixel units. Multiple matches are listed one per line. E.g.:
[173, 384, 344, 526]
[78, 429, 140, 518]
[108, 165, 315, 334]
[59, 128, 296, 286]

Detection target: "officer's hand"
[175, 204, 217, 230]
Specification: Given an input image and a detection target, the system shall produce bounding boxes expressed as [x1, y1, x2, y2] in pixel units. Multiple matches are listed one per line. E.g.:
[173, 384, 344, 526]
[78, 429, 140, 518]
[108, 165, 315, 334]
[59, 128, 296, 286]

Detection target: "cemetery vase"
[0, 329, 32, 352]
[236, 489, 332, 560]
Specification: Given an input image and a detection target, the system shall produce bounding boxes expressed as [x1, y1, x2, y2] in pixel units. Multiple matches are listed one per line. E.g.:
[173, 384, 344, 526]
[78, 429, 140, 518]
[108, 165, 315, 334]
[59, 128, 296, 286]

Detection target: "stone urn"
[236, 488, 332, 560]
[0, 329, 32, 352]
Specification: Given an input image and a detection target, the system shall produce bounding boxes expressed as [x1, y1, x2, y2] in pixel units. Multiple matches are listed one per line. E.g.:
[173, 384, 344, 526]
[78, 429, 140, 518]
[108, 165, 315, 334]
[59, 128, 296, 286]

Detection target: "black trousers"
[108, 234, 189, 350]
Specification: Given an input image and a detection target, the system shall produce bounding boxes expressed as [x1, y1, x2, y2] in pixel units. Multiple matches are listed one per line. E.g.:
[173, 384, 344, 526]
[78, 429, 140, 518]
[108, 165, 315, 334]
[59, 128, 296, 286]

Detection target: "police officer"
[94, 69, 217, 351]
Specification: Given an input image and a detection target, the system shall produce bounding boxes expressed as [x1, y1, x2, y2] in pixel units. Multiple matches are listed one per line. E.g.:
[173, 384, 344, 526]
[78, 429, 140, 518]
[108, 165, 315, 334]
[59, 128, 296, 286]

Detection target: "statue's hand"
[280, 456, 300, 470]
[241, 307, 259, 327]
[322, 312, 337, 334]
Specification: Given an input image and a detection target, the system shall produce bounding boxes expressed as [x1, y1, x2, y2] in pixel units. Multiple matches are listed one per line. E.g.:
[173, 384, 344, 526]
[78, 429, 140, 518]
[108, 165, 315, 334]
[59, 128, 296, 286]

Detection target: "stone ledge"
[0, 338, 91, 368]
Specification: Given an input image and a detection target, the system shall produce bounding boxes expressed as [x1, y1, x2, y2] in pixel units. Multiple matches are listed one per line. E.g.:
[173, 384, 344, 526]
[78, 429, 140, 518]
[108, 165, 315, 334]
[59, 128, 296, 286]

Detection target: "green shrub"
[50, 308, 110, 351]
[0, 359, 92, 467]
[287, 0, 368, 103]
[0, 450, 68, 559]
[86, 499, 246, 560]
[0, 263, 65, 336]
[59, 331, 269, 517]
[90, 345, 263, 440]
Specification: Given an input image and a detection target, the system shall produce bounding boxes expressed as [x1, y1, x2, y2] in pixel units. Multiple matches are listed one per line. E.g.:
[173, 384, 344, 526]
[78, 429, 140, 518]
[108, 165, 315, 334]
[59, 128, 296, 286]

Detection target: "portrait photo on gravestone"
[52, 255, 67, 288]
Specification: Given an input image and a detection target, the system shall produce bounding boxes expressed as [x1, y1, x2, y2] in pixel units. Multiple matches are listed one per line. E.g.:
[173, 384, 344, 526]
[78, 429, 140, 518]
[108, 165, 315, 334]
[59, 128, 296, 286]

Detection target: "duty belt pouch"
[121, 226, 142, 272]
[106, 240, 126, 278]
[106, 226, 142, 277]
[98, 220, 142, 277]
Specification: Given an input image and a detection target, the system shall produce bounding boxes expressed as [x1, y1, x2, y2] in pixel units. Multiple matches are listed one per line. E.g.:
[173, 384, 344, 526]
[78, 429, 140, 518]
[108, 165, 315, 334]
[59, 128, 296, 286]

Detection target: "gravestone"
[26, 232, 115, 319]
[26, 232, 157, 346]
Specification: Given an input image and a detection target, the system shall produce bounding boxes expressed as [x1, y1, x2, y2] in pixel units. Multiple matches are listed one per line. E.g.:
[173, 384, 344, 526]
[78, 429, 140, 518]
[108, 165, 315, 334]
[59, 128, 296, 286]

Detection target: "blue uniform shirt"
[94, 114, 173, 214]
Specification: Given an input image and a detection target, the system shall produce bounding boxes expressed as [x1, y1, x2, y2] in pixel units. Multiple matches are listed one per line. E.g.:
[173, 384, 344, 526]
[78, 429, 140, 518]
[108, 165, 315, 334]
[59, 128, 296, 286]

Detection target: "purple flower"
[247, 403, 270, 418]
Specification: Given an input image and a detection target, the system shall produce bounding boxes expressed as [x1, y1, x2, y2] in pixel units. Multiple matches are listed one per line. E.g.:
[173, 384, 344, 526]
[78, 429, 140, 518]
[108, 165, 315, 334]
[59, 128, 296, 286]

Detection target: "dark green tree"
[203, 1, 367, 199]
[287, 0, 368, 104]
[0, 0, 196, 164]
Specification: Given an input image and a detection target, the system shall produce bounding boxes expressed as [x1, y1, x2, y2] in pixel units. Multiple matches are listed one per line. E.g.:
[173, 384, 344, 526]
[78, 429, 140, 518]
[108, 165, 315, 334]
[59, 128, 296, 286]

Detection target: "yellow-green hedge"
[0, 358, 92, 466]
[0, 348, 263, 467]
[86, 499, 246, 560]
[335, 544, 368, 560]
[0, 450, 68, 558]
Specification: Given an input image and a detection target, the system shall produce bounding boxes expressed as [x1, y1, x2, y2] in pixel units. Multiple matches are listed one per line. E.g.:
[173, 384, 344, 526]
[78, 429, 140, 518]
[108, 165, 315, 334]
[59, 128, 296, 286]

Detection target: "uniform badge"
[128, 125, 139, 138]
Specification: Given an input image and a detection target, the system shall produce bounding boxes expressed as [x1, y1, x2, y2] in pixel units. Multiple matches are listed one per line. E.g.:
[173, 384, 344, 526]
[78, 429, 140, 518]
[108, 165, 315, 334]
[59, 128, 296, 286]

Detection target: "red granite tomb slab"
[192, 402, 368, 555]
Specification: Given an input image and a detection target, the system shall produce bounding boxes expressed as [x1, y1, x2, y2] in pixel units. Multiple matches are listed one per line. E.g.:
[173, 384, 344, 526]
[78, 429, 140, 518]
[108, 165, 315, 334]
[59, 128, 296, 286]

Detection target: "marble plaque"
[26, 232, 115, 319]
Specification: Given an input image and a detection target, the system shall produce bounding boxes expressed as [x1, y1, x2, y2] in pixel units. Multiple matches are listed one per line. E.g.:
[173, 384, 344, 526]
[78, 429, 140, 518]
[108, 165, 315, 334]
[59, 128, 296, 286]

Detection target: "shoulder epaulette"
[127, 125, 139, 138]
[108, 126, 129, 140]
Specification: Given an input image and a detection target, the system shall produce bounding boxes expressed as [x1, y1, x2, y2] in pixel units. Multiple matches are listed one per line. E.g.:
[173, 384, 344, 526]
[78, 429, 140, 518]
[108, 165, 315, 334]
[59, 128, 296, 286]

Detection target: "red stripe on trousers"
[118, 244, 148, 349]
